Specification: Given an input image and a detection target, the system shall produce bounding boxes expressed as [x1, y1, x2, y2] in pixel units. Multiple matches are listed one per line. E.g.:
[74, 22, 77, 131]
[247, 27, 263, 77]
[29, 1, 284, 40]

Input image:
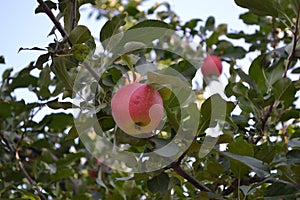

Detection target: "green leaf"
[221, 151, 269, 177]
[264, 182, 300, 200]
[39, 113, 74, 132]
[65, 126, 79, 140]
[50, 167, 74, 182]
[249, 55, 267, 94]
[286, 149, 300, 164]
[35, 0, 57, 14]
[239, 12, 259, 25]
[215, 41, 246, 59]
[206, 32, 219, 47]
[2, 68, 13, 80]
[47, 98, 75, 110]
[169, 60, 197, 80]
[272, 78, 296, 108]
[205, 16, 215, 31]
[18, 47, 47, 52]
[265, 60, 285, 88]
[69, 25, 93, 45]
[71, 44, 90, 62]
[289, 138, 300, 148]
[0, 55, 5, 64]
[59, 0, 80, 34]
[98, 117, 115, 132]
[56, 152, 86, 167]
[51, 56, 77, 92]
[280, 109, 300, 122]
[254, 143, 276, 163]
[9, 74, 38, 91]
[35, 53, 50, 69]
[0, 102, 12, 118]
[117, 20, 173, 50]
[235, 68, 257, 90]
[227, 137, 254, 176]
[234, 0, 281, 17]
[38, 65, 51, 88]
[129, 19, 171, 30]
[291, 66, 300, 74]
[183, 18, 202, 30]
[100, 14, 126, 48]
[78, 0, 96, 6]
[228, 137, 254, 156]
[16, 189, 41, 200]
[147, 172, 170, 196]
[200, 94, 229, 121]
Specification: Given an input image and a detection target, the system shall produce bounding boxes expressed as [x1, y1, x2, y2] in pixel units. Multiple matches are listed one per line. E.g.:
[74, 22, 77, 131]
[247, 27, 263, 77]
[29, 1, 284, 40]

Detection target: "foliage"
[1, 0, 300, 199]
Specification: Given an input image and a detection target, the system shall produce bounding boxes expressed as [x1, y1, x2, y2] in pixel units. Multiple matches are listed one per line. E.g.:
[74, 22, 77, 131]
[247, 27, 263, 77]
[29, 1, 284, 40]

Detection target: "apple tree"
[0, 0, 300, 199]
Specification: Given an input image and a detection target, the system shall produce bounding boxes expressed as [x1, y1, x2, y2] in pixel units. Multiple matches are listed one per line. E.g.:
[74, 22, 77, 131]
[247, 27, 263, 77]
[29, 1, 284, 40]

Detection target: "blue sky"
[0, 0, 248, 75]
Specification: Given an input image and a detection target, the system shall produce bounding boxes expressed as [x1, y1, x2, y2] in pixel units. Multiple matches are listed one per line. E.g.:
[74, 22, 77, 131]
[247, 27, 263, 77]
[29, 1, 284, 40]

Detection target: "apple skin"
[201, 55, 222, 78]
[111, 83, 163, 137]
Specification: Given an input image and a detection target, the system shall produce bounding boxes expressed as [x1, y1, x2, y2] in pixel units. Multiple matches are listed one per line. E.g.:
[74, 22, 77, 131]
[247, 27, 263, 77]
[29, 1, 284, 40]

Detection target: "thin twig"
[1, 131, 46, 199]
[71, 0, 77, 30]
[261, 100, 275, 132]
[284, 5, 300, 77]
[0, 131, 15, 153]
[15, 151, 36, 186]
[221, 179, 238, 196]
[15, 150, 47, 200]
[280, 121, 289, 154]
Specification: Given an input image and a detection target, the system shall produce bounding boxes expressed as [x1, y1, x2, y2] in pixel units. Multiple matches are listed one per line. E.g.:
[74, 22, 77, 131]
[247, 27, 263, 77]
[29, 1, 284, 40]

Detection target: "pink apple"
[201, 55, 222, 78]
[111, 83, 163, 137]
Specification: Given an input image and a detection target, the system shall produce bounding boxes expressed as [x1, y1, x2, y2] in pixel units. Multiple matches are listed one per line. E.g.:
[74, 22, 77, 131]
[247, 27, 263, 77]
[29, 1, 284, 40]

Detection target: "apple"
[201, 55, 222, 78]
[111, 83, 163, 137]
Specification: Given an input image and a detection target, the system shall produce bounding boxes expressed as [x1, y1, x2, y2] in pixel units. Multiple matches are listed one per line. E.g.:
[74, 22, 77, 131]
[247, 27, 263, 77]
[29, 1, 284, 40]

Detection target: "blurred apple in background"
[201, 55, 222, 78]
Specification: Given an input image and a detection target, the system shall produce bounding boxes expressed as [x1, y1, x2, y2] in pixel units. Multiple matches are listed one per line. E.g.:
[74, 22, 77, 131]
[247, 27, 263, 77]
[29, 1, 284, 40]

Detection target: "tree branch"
[81, 62, 100, 82]
[37, 0, 69, 43]
[170, 162, 211, 192]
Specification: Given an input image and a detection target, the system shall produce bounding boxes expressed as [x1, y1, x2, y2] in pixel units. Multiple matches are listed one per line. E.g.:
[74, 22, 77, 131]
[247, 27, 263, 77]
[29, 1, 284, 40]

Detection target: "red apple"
[111, 83, 163, 137]
[201, 55, 222, 78]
